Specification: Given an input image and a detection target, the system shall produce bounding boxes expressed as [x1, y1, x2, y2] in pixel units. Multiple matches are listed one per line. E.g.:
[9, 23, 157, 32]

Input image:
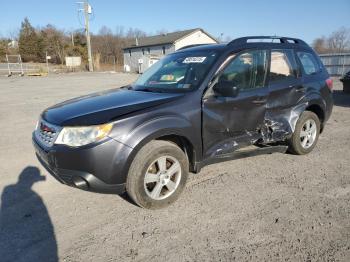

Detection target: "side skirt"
[194, 145, 288, 173]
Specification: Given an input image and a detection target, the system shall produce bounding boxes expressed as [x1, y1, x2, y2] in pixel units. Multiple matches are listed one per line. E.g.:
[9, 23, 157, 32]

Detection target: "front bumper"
[32, 135, 132, 194]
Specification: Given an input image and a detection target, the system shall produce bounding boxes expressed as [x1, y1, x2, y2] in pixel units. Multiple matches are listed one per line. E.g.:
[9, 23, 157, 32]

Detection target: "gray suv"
[33, 36, 333, 209]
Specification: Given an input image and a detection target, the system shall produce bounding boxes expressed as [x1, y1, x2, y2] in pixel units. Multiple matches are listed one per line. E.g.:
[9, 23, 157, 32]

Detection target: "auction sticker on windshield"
[183, 57, 207, 63]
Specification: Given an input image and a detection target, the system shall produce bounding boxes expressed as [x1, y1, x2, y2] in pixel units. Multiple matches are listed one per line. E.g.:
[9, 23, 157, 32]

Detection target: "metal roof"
[123, 28, 217, 49]
[319, 53, 350, 57]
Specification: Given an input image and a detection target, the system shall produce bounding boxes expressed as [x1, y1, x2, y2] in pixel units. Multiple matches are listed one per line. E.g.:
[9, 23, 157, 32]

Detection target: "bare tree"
[40, 24, 68, 64]
[313, 27, 350, 54]
[92, 26, 120, 64]
[312, 37, 328, 54]
[92, 26, 148, 66]
[126, 27, 147, 39]
[115, 26, 125, 37]
[327, 27, 350, 53]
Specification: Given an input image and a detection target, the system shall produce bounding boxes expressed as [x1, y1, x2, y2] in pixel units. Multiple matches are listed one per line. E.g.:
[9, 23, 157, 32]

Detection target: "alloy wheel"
[300, 119, 317, 149]
[144, 156, 182, 200]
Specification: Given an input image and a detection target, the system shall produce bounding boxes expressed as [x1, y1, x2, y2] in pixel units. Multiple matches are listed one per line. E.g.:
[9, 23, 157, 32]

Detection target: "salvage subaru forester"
[33, 36, 333, 209]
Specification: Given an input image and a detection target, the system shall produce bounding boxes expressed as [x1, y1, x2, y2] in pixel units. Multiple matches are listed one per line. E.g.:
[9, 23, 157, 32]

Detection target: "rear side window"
[297, 52, 320, 75]
[269, 49, 297, 83]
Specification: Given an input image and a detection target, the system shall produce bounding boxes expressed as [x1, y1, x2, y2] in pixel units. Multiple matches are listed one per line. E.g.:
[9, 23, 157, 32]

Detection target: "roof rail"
[177, 44, 211, 51]
[227, 36, 308, 46]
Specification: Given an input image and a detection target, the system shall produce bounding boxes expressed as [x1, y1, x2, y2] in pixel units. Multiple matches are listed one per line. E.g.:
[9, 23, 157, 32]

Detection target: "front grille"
[35, 119, 61, 147]
[38, 129, 56, 145]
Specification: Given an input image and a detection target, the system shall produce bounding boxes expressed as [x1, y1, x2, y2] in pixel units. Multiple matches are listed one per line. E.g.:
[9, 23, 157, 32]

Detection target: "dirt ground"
[0, 72, 349, 262]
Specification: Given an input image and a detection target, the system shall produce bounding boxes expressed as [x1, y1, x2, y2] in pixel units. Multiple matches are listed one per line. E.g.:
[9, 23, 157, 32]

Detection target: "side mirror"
[213, 80, 239, 97]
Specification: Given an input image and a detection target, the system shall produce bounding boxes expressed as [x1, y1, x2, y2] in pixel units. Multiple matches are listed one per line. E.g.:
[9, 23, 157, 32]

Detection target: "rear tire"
[288, 111, 320, 155]
[126, 140, 188, 209]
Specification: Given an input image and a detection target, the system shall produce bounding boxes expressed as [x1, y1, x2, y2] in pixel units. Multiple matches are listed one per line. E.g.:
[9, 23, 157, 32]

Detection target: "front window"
[220, 50, 268, 90]
[132, 51, 218, 92]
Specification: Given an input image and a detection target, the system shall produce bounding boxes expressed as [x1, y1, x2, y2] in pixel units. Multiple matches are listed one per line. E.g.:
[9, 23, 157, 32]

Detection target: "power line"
[76, 9, 85, 27]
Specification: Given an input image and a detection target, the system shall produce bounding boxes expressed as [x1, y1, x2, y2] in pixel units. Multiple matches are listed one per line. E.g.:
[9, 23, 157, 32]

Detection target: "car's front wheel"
[288, 111, 320, 155]
[126, 140, 188, 209]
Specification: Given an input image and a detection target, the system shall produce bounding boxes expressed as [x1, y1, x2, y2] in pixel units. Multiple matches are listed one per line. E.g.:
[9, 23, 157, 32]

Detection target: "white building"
[8, 40, 18, 48]
[123, 28, 218, 73]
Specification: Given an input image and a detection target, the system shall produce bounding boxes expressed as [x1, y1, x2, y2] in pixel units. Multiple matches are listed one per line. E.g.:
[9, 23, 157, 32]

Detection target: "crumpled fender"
[262, 94, 326, 142]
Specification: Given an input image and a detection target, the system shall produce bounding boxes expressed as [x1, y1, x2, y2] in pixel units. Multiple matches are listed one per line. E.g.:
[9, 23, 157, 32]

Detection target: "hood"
[42, 88, 183, 126]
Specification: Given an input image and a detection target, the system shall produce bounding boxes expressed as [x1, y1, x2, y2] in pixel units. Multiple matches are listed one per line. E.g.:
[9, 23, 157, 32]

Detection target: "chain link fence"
[0, 55, 124, 76]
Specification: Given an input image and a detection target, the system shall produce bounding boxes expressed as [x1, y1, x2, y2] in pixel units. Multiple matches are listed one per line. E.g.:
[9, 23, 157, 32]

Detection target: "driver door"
[202, 49, 269, 158]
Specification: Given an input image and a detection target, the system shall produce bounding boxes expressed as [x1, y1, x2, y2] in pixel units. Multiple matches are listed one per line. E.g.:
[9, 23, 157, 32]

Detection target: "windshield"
[132, 51, 218, 92]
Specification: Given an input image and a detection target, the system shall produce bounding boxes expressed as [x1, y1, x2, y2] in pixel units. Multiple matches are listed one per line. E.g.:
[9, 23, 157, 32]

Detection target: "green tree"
[64, 30, 88, 64]
[65, 45, 88, 63]
[18, 18, 44, 62]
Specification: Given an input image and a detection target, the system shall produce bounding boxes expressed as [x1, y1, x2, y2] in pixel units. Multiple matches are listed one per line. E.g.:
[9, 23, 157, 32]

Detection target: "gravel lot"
[0, 72, 349, 262]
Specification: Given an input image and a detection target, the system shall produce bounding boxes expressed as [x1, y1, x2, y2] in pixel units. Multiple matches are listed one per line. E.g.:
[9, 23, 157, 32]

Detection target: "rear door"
[202, 49, 269, 158]
[267, 49, 304, 111]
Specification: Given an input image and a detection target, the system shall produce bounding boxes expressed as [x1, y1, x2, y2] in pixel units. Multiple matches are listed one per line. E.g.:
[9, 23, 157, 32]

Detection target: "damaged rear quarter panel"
[264, 80, 326, 142]
[263, 103, 306, 142]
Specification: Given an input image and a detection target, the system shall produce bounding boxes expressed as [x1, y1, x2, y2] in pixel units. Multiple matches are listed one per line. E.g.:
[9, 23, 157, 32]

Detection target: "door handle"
[252, 98, 267, 104]
[295, 86, 306, 93]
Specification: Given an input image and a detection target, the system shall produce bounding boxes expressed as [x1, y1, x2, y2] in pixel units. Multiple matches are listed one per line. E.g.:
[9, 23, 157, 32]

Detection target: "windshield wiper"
[134, 87, 156, 92]
[131, 86, 167, 93]
[128, 85, 150, 92]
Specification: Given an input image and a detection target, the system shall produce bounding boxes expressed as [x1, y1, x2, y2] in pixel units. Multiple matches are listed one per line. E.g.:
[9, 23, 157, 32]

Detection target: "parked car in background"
[340, 71, 350, 93]
[33, 36, 333, 209]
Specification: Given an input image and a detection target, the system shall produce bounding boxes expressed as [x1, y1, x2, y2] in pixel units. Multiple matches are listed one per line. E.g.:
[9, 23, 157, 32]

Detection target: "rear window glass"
[297, 52, 320, 75]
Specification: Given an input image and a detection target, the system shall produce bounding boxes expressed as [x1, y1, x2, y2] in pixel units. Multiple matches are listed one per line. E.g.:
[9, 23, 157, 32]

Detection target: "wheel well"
[156, 135, 196, 172]
[305, 104, 325, 132]
[306, 104, 324, 123]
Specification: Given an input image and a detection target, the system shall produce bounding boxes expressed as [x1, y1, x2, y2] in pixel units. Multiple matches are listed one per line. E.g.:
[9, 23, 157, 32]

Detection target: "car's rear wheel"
[126, 140, 188, 209]
[288, 111, 320, 155]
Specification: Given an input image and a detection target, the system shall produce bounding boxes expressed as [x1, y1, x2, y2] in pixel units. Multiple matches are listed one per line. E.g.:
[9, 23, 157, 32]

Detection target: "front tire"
[288, 111, 320, 155]
[126, 140, 189, 209]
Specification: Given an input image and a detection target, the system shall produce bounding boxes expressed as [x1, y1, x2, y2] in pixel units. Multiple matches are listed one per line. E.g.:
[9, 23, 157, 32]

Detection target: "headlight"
[55, 123, 113, 147]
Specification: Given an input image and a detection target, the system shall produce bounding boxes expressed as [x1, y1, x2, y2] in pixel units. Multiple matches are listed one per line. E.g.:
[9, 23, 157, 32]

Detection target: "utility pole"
[84, 0, 93, 72]
[78, 1, 93, 71]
